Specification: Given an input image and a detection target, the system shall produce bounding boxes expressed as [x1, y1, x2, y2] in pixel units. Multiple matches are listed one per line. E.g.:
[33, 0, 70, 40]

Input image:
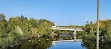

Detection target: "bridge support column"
[73, 30, 76, 40]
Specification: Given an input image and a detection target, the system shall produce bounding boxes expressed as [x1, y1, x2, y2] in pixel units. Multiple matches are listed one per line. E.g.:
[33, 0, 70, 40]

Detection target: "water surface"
[48, 42, 86, 49]
[8, 34, 111, 49]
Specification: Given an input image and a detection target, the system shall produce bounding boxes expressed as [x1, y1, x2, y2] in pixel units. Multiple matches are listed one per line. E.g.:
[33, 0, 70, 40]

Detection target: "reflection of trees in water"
[8, 38, 52, 49]
[81, 39, 111, 49]
[81, 39, 96, 49]
[8, 35, 74, 49]
[99, 42, 111, 49]
[9, 36, 111, 49]
[56, 34, 82, 40]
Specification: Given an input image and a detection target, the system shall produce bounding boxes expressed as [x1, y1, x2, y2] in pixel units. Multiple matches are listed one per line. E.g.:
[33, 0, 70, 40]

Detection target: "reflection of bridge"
[51, 26, 83, 40]
[52, 39, 82, 45]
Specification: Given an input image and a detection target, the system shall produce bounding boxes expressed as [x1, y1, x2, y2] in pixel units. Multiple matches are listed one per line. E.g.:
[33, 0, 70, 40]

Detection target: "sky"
[0, 0, 111, 26]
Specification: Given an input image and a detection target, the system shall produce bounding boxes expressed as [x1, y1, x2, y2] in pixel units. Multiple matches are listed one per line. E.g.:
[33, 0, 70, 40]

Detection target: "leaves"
[0, 14, 54, 49]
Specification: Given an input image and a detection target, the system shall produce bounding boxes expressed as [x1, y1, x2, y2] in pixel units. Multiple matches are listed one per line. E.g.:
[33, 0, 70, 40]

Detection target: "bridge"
[52, 39, 82, 46]
[51, 26, 83, 40]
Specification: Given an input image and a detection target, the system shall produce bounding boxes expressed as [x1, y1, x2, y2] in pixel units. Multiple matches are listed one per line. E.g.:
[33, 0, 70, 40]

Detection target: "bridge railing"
[51, 26, 83, 31]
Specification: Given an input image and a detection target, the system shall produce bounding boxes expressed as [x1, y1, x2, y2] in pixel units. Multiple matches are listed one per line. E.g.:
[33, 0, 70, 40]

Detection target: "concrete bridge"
[51, 26, 83, 40]
[52, 39, 82, 46]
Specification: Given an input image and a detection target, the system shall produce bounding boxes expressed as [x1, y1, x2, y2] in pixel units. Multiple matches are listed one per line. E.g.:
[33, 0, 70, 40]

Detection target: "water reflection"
[59, 34, 72, 37]
[8, 38, 52, 49]
[8, 34, 111, 49]
[82, 39, 111, 49]
[82, 39, 96, 49]
[48, 42, 86, 49]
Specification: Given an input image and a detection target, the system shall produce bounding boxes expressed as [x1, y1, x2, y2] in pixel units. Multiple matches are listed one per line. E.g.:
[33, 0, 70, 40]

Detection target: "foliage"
[1, 13, 111, 49]
[84, 19, 111, 42]
[0, 14, 54, 49]
[105, 20, 111, 41]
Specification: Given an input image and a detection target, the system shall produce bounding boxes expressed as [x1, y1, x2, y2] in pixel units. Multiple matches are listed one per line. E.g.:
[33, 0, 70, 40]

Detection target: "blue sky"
[0, 0, 111, 26]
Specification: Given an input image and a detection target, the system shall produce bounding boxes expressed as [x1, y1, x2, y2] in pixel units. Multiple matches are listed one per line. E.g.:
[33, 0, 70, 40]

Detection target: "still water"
[8, 34, 111, 49]
[48, 42, 85, 49]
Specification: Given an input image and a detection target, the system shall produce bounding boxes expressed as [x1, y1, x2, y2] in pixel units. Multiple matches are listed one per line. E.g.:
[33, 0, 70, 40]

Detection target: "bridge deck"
[52, 39, 82, 43]
[51, 26, 83, 31]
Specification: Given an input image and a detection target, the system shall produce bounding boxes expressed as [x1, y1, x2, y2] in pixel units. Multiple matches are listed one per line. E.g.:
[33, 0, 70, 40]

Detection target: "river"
[8, 34, 111, 49]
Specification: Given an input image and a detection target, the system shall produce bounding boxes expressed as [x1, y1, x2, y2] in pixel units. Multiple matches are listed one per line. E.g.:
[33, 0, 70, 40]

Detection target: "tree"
[106, 20, 111, 41]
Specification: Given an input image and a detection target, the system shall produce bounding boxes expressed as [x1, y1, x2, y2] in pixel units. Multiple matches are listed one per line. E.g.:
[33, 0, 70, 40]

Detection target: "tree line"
[0, 13, 111, 49]
[0, 14, 54, 49]
[83, 19, 111, 42]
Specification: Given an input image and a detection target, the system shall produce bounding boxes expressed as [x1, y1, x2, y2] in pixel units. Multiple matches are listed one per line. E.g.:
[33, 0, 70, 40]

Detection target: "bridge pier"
[73, 30, 76, 40]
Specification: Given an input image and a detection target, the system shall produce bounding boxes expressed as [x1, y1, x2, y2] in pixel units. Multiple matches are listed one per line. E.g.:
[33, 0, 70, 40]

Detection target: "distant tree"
[86, 21, 89, 24]
[106, 20, 111, 41]
[0, 14, 5, 20]
[21, 15, 25, 21]
[90, 21, 92, 24]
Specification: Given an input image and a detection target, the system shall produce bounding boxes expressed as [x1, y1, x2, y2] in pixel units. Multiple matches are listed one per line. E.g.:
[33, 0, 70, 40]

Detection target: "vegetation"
[1, 13, 111, 49]
[83, 19, 111, 42]
[0, 14, 54, 49]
